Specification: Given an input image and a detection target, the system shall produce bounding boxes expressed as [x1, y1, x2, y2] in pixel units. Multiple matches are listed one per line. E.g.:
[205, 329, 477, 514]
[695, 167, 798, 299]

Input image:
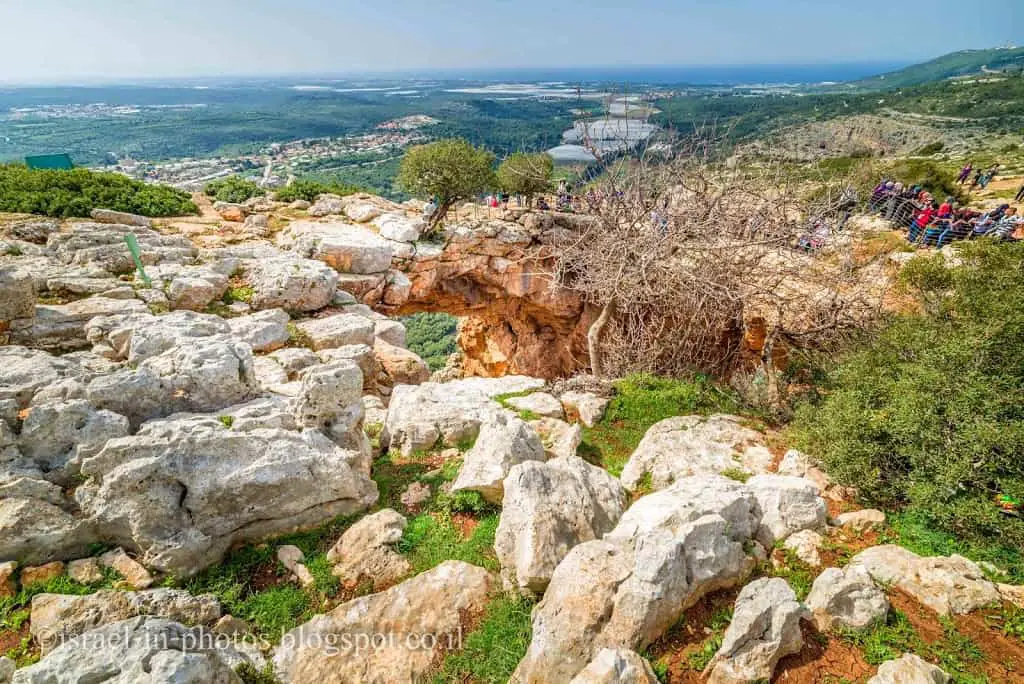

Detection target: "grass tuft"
[432, 595, 534, 683]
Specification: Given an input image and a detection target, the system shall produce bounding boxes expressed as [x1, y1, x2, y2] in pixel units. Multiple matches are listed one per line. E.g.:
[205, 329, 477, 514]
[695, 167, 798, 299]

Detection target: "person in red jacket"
[908, 202, 937, 243]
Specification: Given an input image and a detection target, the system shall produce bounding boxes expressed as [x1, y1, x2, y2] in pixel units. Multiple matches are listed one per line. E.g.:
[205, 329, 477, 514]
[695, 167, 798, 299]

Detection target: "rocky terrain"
[1, 193, 1023, 683]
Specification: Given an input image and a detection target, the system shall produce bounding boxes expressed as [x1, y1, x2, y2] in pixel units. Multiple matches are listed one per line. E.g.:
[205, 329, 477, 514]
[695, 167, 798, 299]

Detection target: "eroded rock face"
[496, 455, 626, 594]
[11, 617, 259, 684]
[708, 578, 805, 684]
[274, 561, 493, 684]
[513, 476, 761, 683]
[849, 545, 1001, 615]
[452, 412, 546, 503]
[619, 415, 773, 492]
[745, 474, 827, 547]
[0, 497, 96, 565]
[17, 399, 129, 485]
[248, 254, 339, 312]
[75, 418, 378, 576]
[30, 589, 222, 654]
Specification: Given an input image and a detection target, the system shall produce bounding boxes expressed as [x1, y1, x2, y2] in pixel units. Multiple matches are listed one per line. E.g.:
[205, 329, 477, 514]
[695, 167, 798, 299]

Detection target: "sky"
[0, 0, 1021, 83]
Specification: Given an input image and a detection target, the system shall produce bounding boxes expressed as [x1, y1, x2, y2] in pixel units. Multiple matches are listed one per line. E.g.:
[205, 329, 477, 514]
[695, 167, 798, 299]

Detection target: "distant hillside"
[856, 46, 1024, 89]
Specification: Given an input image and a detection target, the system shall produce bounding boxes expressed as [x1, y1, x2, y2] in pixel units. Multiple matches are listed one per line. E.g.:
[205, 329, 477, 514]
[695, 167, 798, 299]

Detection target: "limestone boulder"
[452, 412, 546, 503]
[0, 497, 96, 565]
[569, 649, 660, 684]
[168, 268, 229, 311]
[373, 319, 407, 348]
[248, 255, 339, 312]
[85, 310, 230, 364]
[707, 578, 805, 684]
[0, 267, 35, 334]
[619, 415, 773, 493]
[530, 417, 582, 460]
[90, 209, 152, 228]
[374, 339, 430, 386]
[508, 392, 564, 419]
[344, 201, 382, 223]
[513, 476, 760, 683]
[227, 309, 291, 352]
[835, 509, 887, 531]
[308, 195, 345, 217]
[782, 529, 825, 567]
[14, 297, 148, 352]
[745, 474, 827, 547]
[274, 561, 492, 684]
[373, 213, 424, 243]
[295, 313, 375, 351]
[75, 418, 377, 576]
[0, 655, 11, 683]
[11, 617, 260, 684]
[496, 455, 627, 594]
[849, 545, 1001, 615]
[868, 654, 951, 684]
[326, 508, 411, 590]
[805, 565, 889, 632]
[47, 223, 195, 274]
[289, 360, 365, 452]
[30, 588, 222, 654]
[283, 221, 393, 274]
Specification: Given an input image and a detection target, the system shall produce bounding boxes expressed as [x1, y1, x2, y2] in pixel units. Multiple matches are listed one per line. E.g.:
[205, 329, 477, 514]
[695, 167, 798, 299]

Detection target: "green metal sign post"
[123, 233, 152, 288]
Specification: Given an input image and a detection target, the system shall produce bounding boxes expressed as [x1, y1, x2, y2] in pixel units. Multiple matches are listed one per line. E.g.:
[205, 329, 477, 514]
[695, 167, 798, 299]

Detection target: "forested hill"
[855, 46, 1024, 89]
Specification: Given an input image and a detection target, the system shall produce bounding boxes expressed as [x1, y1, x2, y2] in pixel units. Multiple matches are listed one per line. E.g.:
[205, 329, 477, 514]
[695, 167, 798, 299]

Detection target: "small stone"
[868, 653, 951, 684]
[507, 392, 564, 419]
[0, 655, 14, 684]
[0, 561, 17, 598]
[560, 391, 610, 427]
[212, 614, 252, 637]
[834, 509, 886, 530]
[20, 561, 65, 588]
[783, 529, 825, 567]
[277, 545, 306, 572]
[293, 563, 316, 588]
[67, 558, 104, 585]
[99, 548, 153, 589]
[400, 481, 432, 512]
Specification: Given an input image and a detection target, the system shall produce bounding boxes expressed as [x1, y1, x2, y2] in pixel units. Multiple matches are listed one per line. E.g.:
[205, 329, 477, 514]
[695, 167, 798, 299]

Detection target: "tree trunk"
[430, 198, 456, 229]
[588, 299, 616, 378]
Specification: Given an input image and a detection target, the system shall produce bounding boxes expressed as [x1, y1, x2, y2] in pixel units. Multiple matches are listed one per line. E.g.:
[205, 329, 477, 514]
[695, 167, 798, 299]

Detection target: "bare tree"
[546, 128, 887, 407]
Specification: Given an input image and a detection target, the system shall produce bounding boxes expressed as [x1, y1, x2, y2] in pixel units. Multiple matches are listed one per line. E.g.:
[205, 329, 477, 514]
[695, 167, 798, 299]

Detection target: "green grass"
[687, 607, 733, 671]
[578, 373, 742, 476]
[761, 549, 815, 601]
[1, 575, 104, 664]
[223, 285, 254, 305]
[398, 511, 500, 574]
[234, 585, 310, 639]
[432, 595, 535, 683]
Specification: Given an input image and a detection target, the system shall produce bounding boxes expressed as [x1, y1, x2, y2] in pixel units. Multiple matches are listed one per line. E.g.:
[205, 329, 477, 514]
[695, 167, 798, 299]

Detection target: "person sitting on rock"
[908, 202, 938, 243]
[990, 207, 1023, 241]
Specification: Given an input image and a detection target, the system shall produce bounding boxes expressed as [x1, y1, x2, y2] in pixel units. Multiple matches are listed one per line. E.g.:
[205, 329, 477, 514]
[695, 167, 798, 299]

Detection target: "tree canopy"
[397, 138, 495, 223]
[204, 176, 264, 204]
[496, 152, 553, 200]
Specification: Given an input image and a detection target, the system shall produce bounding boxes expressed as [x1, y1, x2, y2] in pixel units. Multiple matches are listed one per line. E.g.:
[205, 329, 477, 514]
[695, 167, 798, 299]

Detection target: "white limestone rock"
[745, 474, 827, 547]
[868, 653, 951, 684]
[451, 412, 546, 503]
[805, 565, 889, 632]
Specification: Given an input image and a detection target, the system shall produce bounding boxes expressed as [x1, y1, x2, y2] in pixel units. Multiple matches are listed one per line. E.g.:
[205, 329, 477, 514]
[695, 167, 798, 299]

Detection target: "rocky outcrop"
[707, 578, 805, 684]
[513, 475, 762, 683]
[496, 455, 627, 594]
[11, 617, 260, 684]
[248, 254, 339, 312]
[75, 417, 378, 576]
[619, 415, 773, 492]
[274, 561, 492, 683]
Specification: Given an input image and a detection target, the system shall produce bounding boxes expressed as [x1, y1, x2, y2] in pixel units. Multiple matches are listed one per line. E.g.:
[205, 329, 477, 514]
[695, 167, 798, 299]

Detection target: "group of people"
[870, 178, 1023, 248]
[956, 162, 1001, 191]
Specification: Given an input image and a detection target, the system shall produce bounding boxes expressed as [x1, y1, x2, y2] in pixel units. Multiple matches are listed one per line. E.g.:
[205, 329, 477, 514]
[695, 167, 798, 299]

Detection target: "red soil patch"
[889, 589, 1024, 683]
[647, 588, 740, 683]
[451, 513, 480, 540]
[0, 621, 31, 661]
[774, 622, 874, 683]
[817, 527, 881, 568]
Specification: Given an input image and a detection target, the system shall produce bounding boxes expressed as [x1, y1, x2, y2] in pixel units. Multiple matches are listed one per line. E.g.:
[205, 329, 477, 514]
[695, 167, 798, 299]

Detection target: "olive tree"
[496, 152, 554, 205]
[397, 138, 495, 226]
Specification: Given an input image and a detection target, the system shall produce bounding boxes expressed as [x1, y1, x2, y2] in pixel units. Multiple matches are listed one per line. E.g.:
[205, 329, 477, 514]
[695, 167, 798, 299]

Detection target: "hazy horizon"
[1, 0, 1020, 85]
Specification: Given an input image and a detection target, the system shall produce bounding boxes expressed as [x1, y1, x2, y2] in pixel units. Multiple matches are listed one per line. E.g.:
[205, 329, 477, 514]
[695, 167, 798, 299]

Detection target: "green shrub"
[0, 164, 197, 218]
[204, 176, 264, 204]
[402, 312, 458, 371]
[275, 179, 359, 203]
[793, 241, 1024, 550]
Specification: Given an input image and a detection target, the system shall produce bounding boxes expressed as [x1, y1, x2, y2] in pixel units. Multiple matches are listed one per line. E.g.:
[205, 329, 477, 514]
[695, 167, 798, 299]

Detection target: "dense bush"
[204, 176, 264, 203]
[274, 179, 359, 203]
[0, 164, 197, 218]
[793, 241, 1024, 548]
[402, 312, 458, 371]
